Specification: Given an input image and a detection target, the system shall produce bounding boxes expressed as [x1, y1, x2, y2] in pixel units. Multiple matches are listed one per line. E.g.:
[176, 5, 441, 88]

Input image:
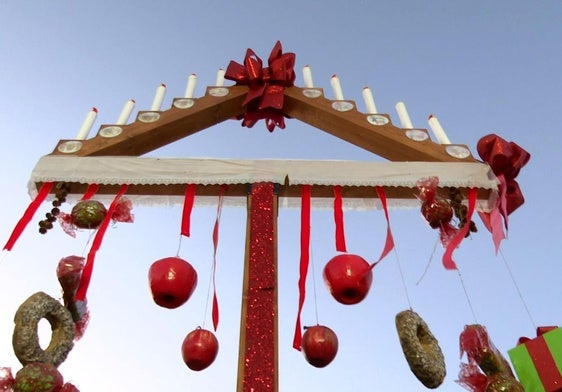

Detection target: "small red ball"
[181, 328, 219, 371]
[302, 325, 339, 368]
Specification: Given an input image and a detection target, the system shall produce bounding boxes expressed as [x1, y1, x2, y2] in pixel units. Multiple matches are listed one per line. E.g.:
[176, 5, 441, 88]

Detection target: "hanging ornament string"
[75, 184, 128, 301]
[499, 248, 536, 330]
[293, 184, 311, 350]
[333, 185, 347, 253]
[3, 181, 54, 252]
[211, 185, 227, 331]
[456, 265, 479, 323]
[309, 244, 320, 326]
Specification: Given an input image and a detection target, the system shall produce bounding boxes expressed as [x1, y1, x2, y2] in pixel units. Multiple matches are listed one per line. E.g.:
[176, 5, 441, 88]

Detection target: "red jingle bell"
[323, 254, 372, 305]
[148, 257, 197, 309]
[181, 328, 219, 371]
[301, 325, 339, 368]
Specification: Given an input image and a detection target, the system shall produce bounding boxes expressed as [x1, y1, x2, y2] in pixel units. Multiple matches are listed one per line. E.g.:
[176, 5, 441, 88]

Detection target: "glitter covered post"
[237, 182, 278, 392]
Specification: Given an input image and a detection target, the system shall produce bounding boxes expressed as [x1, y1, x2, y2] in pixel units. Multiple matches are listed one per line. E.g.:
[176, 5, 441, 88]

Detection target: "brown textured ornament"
[395, 309, 446, 389]
[70, 200, 107, 229]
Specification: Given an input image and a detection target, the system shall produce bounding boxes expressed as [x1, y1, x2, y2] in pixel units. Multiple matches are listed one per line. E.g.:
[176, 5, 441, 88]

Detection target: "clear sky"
[0, 1, 561, 390]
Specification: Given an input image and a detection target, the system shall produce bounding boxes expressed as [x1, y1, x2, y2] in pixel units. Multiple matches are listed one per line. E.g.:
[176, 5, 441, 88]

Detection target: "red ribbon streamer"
[211, 185, 227, 331]
[369, 186, 395, 269]
[442, 188, 477, 270]
[293, 185, 311, 350]
[181, 184, 196, 237]
[75, 184, 128, 301]
[333, 185, 347, 253]
[81, 183, 99, 201]
[3, 182, 54, 251]
[225, 41, 296, 132]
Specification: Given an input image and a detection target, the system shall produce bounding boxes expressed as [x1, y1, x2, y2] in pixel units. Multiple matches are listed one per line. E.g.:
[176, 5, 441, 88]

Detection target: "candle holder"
[98, 126, 123, 138]
[208, 87, 229, 97]
[173, 98, 195, 109]
[404, 129, 429, 142]
[137, 111, 161, 123]
[445, 145, 471, 159]
[302, 88, 322, 98]
[331, 101, 354, 112]
[366, 114, 390, 126]
[57, 141, 83, 154]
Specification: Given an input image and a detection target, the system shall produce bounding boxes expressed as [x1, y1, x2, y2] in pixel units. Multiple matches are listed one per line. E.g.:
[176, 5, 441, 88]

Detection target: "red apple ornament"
[323, 254, 372, 304]
[148, 257, 197, 309]
[181, 328, 219, 371]
[302, 325, 339, 368]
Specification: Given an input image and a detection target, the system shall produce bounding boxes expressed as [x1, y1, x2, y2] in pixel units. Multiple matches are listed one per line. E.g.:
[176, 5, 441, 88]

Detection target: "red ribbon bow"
[225, 41, 295, 131]
[477, 134, 530, 252]
[517, 326, 558, 345]
[477, 134, 530, 216]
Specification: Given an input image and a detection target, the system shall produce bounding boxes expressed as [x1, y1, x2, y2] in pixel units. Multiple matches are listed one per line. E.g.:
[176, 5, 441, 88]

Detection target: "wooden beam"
[283, 87, 477, 163]
[50, 86, 249, 157]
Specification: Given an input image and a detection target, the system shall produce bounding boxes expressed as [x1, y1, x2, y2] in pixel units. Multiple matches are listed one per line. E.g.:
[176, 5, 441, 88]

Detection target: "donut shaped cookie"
[395, 309, 446, 388]
[12, 292, 75, 367]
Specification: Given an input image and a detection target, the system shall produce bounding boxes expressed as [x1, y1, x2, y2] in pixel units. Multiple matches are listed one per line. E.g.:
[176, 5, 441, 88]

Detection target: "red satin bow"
[225, 41, 295, 131]
[518, 326, 558, 345]
[477, 134, 530, 216]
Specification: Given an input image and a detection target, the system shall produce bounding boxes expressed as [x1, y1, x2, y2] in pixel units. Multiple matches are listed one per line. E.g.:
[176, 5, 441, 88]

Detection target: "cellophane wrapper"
[0, 367, 14, 391]
[57, 256, 89, 340]
[457, 324, 523, 391]
[416, 177, 458, 245]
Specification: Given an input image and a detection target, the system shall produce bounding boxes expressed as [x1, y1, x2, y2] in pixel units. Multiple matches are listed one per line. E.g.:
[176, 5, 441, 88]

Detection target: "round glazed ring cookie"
[395, 309, 446, 389]
[12, 291, 75, 367]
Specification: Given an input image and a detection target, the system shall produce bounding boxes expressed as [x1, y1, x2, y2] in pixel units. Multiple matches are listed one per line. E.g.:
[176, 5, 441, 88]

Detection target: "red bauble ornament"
[323, 254, 372, 305]
[148, 257, 197, 309]
[301, 325, 339, 368]
[181, 328, 219, 371]
[70, 200, 107, 229]
[421, 198, 454, 229]
[13, 363, 64, 392]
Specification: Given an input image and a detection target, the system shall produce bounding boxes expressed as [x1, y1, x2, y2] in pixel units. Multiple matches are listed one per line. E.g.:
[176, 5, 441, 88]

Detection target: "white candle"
[150, 84, 166, 111]
[330, 75, 344, 100]
[184, 74, 197, 98]
[302, 65, 314, 88]
[116, 99, 136, 125]
[75, 107, 98, 140]
[395, 102, 413, 128]
[428, 114, 452, 144]
[215, 69, 225, 86]
[362, 87, 378, 114]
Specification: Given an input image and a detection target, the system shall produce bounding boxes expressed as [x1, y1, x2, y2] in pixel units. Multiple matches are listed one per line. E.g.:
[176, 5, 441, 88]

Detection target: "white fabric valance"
[28, 156, 498, 210]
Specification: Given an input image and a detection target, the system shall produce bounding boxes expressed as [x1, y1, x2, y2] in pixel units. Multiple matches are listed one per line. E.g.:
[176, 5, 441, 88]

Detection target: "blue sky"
[1, 1, 561, 390]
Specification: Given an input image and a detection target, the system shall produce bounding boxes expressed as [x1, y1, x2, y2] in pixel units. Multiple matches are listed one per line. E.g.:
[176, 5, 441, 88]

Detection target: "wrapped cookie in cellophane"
[416, 177, 457, 246]
[57, 256, 89, 340]
[59, 197, 134, 237]
[457, 324, 523, 391]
